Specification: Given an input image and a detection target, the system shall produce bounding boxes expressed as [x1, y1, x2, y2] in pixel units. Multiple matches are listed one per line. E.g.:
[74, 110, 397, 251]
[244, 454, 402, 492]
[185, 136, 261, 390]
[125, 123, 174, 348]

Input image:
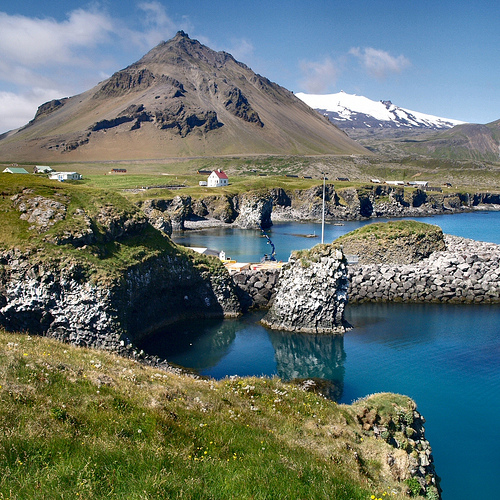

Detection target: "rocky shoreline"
[143, 184, 500, 232]
[230, 234, 500, 310]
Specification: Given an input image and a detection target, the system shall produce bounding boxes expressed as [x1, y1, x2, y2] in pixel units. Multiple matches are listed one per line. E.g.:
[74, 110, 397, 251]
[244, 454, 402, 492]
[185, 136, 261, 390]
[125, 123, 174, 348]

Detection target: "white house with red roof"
[207, 169, 229, 187]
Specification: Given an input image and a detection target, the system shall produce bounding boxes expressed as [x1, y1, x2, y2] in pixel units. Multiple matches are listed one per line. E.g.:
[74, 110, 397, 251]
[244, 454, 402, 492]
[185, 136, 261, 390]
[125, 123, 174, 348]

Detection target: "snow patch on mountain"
[296, 91, 465, 130]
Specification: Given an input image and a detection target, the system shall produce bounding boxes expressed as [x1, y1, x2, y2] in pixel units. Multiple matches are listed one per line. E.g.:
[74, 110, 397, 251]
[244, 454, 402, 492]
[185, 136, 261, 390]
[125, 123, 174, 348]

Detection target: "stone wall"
[348, 235, 500, 304]
[232, 268, 280, 311]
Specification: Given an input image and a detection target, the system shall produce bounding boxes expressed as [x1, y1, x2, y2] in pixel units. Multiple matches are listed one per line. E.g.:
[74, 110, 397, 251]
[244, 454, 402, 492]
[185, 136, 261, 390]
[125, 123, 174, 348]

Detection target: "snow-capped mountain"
[296, 91, 465, 131]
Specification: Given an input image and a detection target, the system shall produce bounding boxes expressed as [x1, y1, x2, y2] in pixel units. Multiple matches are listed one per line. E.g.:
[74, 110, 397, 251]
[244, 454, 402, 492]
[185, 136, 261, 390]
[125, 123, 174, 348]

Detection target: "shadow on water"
[138, 310, 348, 401]
[137, 316, 238, 371]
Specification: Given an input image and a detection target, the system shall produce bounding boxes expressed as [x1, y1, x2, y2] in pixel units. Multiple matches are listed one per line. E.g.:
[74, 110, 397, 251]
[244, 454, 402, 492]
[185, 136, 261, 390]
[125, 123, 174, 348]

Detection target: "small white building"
[207, 169, 229, 187]
[386, 180, 405, 186]
[3, 167, 29, 174]
[34, 165, 53, 174]
[49, 171, 82, 182]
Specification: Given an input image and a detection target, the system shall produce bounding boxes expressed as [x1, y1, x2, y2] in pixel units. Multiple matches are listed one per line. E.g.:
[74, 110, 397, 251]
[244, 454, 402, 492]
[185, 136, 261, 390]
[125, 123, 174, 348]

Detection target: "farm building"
[49, 172, 83, 182]
[34, 165, 54, 174]
[3, 167, 29, 174]
[207, 169, 229, 187]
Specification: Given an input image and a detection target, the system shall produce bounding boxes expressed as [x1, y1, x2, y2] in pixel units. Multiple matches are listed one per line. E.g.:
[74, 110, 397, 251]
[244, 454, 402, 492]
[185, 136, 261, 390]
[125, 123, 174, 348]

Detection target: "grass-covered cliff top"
[334, 220, 446, 265]
[0, 173, 223, 282]
[1, 329, 430, 499]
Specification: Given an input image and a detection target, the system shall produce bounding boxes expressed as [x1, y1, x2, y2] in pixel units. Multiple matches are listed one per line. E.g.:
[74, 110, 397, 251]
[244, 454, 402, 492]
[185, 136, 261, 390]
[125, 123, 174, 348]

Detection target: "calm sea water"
[172, 210, 500, 263]
[143, 211, 500, 499]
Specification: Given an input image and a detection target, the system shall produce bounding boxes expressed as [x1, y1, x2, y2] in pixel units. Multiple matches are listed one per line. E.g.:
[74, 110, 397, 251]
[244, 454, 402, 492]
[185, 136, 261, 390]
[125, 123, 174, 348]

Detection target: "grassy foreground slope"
[1, 330, 428, 500]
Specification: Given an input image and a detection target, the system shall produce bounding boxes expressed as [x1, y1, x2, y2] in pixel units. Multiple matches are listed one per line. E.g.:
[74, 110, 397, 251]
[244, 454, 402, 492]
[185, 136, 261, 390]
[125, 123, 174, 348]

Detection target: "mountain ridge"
[296, 91, 465, 133]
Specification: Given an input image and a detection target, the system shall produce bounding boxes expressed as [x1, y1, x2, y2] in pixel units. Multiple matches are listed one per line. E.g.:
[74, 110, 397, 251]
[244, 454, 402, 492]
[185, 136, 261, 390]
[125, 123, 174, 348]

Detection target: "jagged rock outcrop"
[234, 192, 273, 228]
[146, 185, 500, 232]
[261, 244, 349, 333]
[352, 394, 441, 499]
[141, 199, 173, 236]
[191, 195, 237, 223]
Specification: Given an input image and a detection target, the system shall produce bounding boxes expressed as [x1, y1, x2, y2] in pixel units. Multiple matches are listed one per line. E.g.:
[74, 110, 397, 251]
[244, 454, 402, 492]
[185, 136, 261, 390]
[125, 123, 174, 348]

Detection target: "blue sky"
[0, 0, 498, 133]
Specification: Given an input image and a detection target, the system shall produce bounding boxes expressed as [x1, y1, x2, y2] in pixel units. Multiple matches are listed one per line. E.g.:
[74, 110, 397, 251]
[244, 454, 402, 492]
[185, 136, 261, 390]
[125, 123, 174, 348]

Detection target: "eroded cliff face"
[142, 185, 500, 231]
[0, 247, 241, 351]
[261, 244, 349, 334]
[0, 183, 240, 352]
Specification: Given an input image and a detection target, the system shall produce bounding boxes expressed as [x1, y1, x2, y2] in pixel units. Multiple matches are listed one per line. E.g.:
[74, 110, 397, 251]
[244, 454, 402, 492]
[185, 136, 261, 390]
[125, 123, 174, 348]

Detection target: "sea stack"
[261, 244, 349, 334]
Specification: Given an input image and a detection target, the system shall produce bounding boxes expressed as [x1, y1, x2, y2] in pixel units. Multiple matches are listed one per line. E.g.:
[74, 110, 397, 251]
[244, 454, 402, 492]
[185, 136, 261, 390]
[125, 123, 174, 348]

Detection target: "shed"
[207, 169, 229, 187]
[3, 167, 29, 174]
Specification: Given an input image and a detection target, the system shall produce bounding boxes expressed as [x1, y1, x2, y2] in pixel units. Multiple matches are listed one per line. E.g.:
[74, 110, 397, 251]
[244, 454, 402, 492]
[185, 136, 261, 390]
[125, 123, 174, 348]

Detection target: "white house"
[207, 169, 229, 187]
[385, 180, 404, 186]
[49, 172, 82, 182]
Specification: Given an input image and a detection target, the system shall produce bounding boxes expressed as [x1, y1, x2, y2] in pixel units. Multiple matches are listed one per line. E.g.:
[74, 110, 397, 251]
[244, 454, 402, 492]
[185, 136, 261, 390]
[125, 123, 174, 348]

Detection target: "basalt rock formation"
[334, 220, 446, 265]
[261, 244, 349, 334]
[0, 180, 241, 352]
[146, 185, 500, 232]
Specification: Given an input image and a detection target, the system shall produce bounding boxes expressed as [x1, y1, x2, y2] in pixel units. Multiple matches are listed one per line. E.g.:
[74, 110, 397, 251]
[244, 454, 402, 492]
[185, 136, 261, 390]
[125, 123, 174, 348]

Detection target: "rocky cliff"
[0, 245, 241, 352]
[0, 178, 241, 353]
[143, 185, 500, 232]
[261, 244, 349, 333]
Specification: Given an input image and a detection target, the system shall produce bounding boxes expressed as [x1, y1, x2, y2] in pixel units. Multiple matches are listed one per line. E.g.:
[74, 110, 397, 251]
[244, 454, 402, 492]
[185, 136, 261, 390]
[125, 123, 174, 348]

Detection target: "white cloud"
[129, 2, 192, 50]
[349, 47, 410, 79]
[0, 10, 114, 67]
[0, 88, 63, 133]
[227, 38, 254, 62]
[298, 57, 338, 94]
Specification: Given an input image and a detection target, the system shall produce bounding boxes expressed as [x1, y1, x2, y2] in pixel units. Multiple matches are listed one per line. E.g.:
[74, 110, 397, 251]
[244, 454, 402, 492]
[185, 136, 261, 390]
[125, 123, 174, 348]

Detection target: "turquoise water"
[172, 210, 500, 262]
[145, 211, 500, 499]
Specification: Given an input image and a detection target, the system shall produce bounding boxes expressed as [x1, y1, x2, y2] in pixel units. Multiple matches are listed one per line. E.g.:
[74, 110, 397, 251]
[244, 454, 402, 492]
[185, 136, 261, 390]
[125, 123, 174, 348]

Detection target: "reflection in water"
[139, 311, 348, 400]
[268, 330, 345, 400]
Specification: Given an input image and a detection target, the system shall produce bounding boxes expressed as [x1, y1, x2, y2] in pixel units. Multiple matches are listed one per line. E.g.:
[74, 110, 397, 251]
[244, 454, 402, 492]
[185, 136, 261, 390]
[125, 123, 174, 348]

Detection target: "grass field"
[0, 330, 429, 499]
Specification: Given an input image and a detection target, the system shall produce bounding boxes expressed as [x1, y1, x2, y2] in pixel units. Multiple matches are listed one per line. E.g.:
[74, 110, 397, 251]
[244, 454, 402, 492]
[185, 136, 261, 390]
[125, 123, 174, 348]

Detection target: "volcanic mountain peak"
[0, 32, 367, 161]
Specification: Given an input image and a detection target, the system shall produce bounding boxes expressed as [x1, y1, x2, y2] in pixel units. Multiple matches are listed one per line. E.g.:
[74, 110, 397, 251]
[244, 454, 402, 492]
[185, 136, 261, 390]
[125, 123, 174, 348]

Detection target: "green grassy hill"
[1, 330, 434, 499]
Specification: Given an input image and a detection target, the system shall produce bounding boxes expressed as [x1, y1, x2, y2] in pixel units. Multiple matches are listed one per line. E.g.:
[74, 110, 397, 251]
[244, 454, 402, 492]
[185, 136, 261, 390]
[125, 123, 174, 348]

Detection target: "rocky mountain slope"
[0, 32, 367, 162]
[398, 119, 500, 162]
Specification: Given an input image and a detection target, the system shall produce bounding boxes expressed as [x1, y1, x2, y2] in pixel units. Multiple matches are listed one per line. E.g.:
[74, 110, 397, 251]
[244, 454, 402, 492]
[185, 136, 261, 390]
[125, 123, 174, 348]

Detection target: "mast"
[321, 173, 325, 244]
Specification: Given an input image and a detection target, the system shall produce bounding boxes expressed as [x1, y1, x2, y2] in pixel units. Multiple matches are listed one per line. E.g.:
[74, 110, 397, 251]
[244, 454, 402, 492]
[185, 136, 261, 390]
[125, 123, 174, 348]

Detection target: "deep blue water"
[143, 211, 500, 499]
